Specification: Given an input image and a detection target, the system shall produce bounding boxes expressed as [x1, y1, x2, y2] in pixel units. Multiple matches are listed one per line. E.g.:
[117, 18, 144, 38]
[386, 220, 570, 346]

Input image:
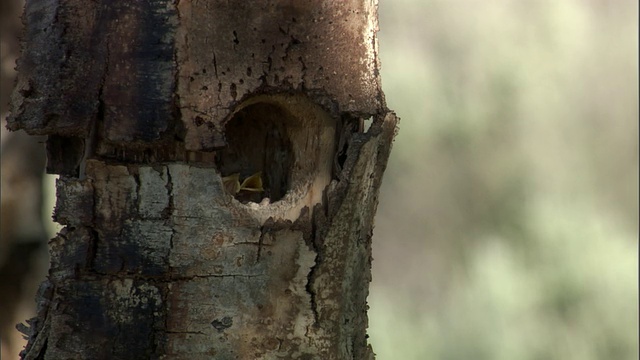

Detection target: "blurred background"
[2, 0, 52, 359]
[1, 0, 637, 359]
[370, 1, 638, 359]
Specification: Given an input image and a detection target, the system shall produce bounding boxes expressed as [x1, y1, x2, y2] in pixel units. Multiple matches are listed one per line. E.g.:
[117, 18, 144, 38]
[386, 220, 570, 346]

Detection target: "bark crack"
[162, 165, 174, 219]
[87, 229, 99, 271]
[212, 50, 218, 78]
[165, 330, 206, 335]
[164, 166, 175, 270]
[298, 56, 307, 84]
[132, 169, 142, 213]
[170, 273, 265, 280]
[306, 268, 319, 326]
[256, 225, 266, 263]
[305, 209, 322, 326]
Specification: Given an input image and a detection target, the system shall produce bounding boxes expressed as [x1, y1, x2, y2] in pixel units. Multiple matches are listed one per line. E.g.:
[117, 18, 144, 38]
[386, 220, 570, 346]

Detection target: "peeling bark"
[10, 1, 397, 359]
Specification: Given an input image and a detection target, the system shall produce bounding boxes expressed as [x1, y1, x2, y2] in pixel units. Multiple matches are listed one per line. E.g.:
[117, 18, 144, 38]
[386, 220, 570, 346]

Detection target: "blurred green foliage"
[368, 1, 638, 359]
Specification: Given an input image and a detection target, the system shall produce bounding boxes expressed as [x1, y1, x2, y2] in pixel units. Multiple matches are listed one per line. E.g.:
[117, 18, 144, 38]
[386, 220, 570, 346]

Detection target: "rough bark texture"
[9, 1, 397, 359]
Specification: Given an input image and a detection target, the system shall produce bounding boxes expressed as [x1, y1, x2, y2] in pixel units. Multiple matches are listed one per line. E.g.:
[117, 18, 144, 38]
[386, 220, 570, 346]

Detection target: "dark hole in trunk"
[216, 102, 294, 203]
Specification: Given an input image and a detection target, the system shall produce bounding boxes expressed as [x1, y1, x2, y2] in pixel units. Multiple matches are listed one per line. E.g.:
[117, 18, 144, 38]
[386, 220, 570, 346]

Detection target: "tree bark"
[9, 1, 397, 359]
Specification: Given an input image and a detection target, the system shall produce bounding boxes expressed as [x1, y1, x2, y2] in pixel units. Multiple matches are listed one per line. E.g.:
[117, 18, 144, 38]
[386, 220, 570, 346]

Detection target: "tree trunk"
[8, 1, 397, 359]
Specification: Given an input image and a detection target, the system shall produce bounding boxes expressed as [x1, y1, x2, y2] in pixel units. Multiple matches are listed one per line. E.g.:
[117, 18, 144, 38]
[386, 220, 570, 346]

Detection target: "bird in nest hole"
[222, 172, 267, 203]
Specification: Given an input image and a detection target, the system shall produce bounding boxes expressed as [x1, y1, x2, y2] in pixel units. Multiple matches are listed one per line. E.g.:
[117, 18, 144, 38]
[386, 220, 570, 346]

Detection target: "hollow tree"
[8, 1, 398, 359]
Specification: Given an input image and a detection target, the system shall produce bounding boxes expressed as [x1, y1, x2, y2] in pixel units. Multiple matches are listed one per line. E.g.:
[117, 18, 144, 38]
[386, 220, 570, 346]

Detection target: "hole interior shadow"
[216, 102, 294, 203]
